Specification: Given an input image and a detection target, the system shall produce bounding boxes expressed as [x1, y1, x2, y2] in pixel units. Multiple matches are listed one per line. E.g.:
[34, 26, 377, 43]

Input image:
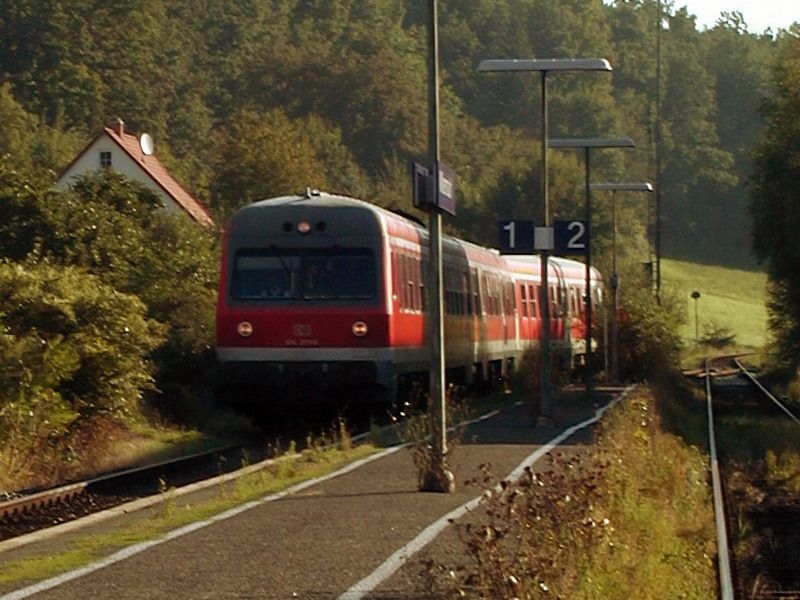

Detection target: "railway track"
[698, 356, 800, 599]
[0, 445, 256, 543]
[0, 396, 389, 546]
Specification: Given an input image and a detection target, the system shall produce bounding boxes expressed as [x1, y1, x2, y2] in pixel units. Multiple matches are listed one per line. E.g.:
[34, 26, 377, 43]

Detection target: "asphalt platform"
[0, 389, 625, 599]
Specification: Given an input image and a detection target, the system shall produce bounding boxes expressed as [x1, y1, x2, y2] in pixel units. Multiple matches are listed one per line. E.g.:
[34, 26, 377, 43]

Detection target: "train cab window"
[232, 248, 376, 301]
[520, 284, 528, 317]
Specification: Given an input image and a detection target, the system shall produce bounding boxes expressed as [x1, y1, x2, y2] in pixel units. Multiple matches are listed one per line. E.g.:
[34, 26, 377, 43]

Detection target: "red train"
[215, 190, 603, 404]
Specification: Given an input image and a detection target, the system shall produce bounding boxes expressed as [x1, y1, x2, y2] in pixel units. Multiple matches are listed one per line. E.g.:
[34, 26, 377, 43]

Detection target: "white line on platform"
[0, 445, 406, 600]
[338, 387, 633, 600]
[0, 390, 631, 600]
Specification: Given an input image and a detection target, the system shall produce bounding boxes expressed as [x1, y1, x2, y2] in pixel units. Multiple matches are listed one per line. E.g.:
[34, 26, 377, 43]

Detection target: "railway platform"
[0, 390, 625, 600]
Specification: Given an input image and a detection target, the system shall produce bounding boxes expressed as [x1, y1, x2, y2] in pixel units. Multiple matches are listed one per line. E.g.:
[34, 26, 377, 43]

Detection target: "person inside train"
[264, 274, 289, 298]
[305, 260, 335, 298]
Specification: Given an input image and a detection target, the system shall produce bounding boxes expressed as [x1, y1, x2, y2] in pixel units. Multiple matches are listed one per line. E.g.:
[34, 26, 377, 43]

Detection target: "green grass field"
[661, 258, 768, 350]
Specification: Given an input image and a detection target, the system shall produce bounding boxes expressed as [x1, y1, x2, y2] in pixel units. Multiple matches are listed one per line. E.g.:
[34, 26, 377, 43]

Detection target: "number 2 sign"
[554, 220, 588, 255]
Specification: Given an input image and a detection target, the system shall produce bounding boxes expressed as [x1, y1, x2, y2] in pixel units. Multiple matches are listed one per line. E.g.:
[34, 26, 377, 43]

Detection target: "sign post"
[478, 58, 613, 422]
[549, 138, 635, 398]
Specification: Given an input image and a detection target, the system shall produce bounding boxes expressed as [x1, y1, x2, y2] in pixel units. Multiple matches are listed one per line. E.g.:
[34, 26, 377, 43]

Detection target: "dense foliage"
[0, 162, 218, 482]
[750, 32, 800, 367]
[0, 260, 164, 484]
[0, 0, 785, 267]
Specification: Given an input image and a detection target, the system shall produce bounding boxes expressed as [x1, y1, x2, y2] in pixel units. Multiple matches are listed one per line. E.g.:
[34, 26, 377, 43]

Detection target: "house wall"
[56, 133, 183, 216]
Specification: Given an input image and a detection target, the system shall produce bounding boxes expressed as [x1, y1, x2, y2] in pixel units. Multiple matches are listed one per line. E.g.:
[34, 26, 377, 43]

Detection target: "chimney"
[113, 118, 124, 136]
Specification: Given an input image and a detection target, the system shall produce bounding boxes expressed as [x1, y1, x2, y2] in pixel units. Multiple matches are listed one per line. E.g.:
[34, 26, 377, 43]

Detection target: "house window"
[100, 151, 112, 168]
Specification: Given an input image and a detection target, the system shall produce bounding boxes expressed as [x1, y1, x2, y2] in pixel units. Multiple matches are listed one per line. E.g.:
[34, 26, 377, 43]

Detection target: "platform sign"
[498, 219, 535, 254]
[411, 162, 432, 209]
[411, 161, 456, 216]
[554, 219, 588, 255]
[436, 162, 456, 216]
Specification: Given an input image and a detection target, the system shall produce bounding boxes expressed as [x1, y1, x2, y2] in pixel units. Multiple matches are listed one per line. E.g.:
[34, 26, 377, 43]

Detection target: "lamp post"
[421, 0, 454, 493]
[478, 58, 612, 421]
[548, 138, 635, 397]
[692, 291, 701, 343]
[590, 182, 653, 382]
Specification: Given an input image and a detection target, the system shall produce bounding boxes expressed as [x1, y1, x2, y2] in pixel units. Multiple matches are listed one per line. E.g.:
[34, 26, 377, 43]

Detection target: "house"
[57, 119, 214, 226]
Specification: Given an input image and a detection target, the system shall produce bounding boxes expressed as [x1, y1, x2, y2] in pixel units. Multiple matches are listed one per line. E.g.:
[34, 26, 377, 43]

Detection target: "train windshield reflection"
[232, 248, 376, 301]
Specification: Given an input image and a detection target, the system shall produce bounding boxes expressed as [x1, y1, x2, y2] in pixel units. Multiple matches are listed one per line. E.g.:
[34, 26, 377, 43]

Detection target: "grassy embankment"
[427, 260, 771, 597]
[660, 258, 768, 352]
[428, 385, 717, 598]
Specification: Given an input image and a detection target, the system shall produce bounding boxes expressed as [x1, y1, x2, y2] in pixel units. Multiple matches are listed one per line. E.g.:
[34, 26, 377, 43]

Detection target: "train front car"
[216, 192, 402, 407]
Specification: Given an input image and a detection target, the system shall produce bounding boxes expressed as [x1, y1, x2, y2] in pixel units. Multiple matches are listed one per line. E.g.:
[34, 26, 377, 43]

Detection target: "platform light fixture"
[549, 138, 636, 397]
[478, 57, 612, 421]
[590, 181, 653, 382]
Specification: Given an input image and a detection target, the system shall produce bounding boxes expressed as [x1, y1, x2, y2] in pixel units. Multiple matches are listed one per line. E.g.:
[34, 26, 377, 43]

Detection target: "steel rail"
[0, 445, 241, 522]
[705, 358, 735, 600]
[734, 357, 800, 426]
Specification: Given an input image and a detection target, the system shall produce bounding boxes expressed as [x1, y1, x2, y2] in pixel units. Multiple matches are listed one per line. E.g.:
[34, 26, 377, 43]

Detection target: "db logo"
[293, 324, 312, 337]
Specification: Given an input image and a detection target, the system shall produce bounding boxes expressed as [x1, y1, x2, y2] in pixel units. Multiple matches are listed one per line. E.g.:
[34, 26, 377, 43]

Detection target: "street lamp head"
[478, 58, 612, 72]
[549, 137, 635, 149]
[590, 182, 653, 192]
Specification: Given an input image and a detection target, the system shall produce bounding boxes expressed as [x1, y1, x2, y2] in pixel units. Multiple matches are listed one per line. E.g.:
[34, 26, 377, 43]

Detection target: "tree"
[750, 28, 800, 364]
[0, 165, 220, 393]
[208, 108, 330, 218]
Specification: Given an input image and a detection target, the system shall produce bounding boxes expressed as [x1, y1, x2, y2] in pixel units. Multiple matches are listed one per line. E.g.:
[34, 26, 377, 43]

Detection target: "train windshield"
[232, 248, 377, 301]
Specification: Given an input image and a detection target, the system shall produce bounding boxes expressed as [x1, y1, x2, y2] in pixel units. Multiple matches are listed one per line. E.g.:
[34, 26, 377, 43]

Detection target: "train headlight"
[297, 220, 312, 234]
[237, 321, 253, 338]
[352, 321, 368, 337]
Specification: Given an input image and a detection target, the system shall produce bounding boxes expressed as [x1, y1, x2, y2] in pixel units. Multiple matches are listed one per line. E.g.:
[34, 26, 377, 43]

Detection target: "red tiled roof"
[102, 126, 215, 226]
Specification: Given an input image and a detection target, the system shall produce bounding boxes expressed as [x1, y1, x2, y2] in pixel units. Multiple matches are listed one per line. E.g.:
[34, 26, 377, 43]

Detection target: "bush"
[426, 387, 716, 598]
[616, 285, 685, 380]
[0, 166, 220, 398]
[0, 260, 166, 486]
[0, 261, 165, 418]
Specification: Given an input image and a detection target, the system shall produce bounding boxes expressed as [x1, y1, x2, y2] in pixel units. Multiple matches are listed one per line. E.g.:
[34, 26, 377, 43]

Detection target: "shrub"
[0, 260, 165, 418]
[0, 166, 220, 399]
[426, 387, 716, 599]
[616, 285, 684, 380]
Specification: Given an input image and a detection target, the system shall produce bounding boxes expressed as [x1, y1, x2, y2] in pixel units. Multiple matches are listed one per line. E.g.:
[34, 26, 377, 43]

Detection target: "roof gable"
[58, 121, 214, 227]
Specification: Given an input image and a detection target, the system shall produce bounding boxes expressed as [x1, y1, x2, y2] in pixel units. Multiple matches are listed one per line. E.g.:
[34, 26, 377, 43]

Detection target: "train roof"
[504, 254, 602, 282]
[229, 191, 600, 280]
[242, 190, 414, 221]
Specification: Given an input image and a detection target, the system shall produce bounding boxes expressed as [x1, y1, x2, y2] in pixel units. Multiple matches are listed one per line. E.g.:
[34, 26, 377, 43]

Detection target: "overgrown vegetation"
[0, 165, 219, 491]
[392, 385, 473, 491]
[425, 386, 716, 598]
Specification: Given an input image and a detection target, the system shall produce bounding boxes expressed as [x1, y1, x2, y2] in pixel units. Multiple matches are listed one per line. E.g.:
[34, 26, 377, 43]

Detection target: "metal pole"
[611, 191, 619, 383]
[539, 71, 552, 422]
[422, 0, 453, 493]
[583, 147, 593, 398]
[655, 0, 662, 302]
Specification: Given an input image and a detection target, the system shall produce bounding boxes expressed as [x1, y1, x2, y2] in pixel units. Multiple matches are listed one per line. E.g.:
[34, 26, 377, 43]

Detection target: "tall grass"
[428, 386, 717, 598]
